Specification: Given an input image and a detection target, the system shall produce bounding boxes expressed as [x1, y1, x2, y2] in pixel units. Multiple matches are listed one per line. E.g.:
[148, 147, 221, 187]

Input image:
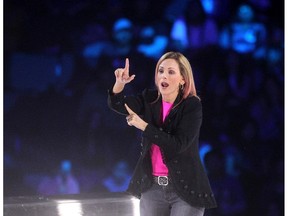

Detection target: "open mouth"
[161, 82, 169, 88]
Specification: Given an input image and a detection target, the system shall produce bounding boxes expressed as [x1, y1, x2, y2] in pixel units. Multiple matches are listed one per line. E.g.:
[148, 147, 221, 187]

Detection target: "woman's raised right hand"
[114, 58, 135, 85]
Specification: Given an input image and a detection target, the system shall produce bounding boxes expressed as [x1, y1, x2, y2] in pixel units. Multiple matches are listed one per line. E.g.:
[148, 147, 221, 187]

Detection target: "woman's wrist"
[112, 82, 125, 94]
[141, 122, 148, 131]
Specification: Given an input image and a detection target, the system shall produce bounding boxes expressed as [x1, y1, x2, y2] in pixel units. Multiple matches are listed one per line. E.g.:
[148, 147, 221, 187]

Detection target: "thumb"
[125, 104, 135, 115]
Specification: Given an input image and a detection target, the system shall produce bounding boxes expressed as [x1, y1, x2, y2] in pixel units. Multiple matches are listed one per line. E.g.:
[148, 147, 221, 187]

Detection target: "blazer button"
[154, 135, 159, 138]
[184, 185, 188, 190]
[173, 160, 178, 164]
[204, 193, 208, 198]
[190, 190, 195, 195]
[198, 193, 202, 198]
[176, 171, 181, 175]
[136, 181, 140, 184]
[180, 179, 184, 183]
[159, 128, 163, 131]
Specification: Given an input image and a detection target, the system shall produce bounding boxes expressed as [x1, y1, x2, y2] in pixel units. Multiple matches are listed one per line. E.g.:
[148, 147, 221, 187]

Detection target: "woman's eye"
[158, 69, 164, 74]
[169, 70, 175, 74]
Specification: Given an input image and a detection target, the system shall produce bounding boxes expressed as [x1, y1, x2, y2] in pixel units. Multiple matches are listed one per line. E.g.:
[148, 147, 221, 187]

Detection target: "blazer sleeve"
[107, 88, 144, 115]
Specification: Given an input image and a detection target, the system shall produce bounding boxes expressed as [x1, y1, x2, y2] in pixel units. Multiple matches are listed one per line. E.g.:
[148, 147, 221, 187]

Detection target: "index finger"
[124, 58, 129, 72]
[125, 103, 135, 115]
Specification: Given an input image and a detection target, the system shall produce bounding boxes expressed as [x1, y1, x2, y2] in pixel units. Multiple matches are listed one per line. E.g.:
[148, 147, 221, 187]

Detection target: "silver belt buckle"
[158, 176, 168, 186]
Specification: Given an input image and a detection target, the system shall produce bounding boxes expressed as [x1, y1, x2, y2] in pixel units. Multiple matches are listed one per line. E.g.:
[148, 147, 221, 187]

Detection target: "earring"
[179, 84, 184, 91]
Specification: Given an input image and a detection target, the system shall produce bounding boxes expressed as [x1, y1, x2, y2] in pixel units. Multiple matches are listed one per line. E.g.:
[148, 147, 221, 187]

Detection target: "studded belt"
[153, 176, 169, 186]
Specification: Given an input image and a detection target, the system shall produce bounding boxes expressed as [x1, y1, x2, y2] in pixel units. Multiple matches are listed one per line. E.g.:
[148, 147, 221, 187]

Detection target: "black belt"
[153, 176, 169, 186]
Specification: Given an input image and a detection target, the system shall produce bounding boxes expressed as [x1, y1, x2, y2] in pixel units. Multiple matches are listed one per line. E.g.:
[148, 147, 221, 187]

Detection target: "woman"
[108, 52, 217, 216]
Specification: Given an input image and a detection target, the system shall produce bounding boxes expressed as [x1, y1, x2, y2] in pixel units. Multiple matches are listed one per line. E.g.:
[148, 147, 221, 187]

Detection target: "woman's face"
[156, 58, 185, 103]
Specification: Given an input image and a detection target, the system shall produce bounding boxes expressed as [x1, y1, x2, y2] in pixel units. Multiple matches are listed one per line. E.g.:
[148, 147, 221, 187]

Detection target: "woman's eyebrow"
[159, 66, 176, 70]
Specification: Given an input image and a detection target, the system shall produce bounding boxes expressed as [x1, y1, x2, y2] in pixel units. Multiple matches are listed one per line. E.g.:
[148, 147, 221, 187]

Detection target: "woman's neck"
[161, 94, 177, 104]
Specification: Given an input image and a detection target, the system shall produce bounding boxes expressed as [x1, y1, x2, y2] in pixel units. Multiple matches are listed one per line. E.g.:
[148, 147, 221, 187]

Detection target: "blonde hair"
[154, 51, 198, 99]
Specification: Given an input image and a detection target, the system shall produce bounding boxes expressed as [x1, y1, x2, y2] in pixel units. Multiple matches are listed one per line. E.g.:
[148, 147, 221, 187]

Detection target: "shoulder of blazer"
[142, 88, 159, 103]
[185, 95, 202, 105]
[175, 96, 202, 117]
[175, 95, 202, 110]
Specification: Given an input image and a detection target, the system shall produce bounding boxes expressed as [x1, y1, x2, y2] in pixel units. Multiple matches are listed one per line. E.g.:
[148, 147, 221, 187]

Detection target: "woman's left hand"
[125, 104, 148, 131]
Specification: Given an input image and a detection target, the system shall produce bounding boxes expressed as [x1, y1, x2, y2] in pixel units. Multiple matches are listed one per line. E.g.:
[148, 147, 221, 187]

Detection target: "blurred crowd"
[4, 0, 284, 215]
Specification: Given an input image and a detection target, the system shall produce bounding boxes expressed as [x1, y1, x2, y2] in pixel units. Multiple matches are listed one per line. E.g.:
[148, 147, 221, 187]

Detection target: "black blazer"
[108, 88, 217, 209]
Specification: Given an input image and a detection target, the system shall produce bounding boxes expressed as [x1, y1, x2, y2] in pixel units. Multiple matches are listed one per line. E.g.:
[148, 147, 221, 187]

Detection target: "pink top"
[150, 100, 173, 176]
